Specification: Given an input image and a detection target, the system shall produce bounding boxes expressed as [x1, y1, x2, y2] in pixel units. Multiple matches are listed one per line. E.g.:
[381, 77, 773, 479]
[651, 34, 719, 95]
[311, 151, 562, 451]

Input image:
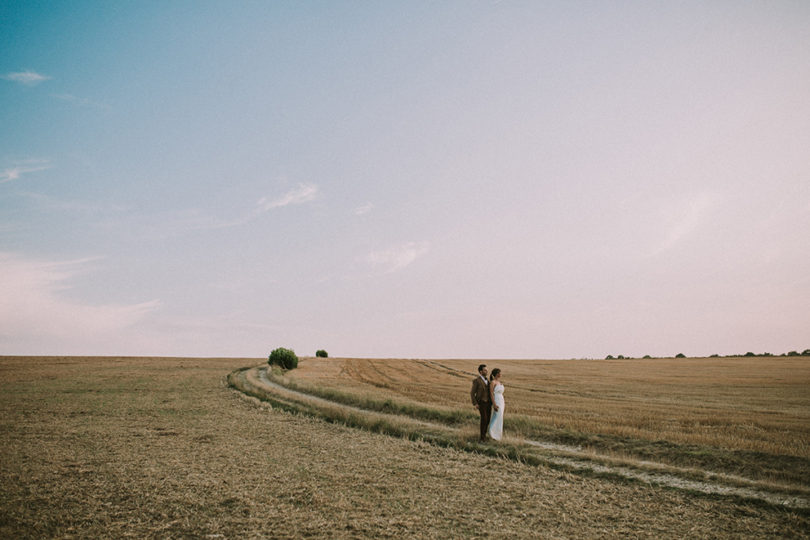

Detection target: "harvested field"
[286, 356, 810, 486]
[292, 356, 810, 454]
[1, 356, 808, 538]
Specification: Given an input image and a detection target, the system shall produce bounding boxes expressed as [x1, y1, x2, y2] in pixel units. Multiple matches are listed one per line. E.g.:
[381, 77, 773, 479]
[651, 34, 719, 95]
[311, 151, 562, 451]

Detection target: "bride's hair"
[489, 368, 501, 382]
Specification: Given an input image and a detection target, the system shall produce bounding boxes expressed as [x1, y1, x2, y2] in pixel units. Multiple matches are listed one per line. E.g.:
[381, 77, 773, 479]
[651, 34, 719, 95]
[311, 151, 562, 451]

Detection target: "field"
[283, 356, 810, 483]
[2, 356, 809, 538]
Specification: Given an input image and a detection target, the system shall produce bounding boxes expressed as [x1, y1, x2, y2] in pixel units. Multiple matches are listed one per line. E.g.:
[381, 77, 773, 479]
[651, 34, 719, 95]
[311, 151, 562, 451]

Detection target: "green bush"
[315, 349, 328, 358]
[268, 347, 298, 370]
[675, 353, 686, 358]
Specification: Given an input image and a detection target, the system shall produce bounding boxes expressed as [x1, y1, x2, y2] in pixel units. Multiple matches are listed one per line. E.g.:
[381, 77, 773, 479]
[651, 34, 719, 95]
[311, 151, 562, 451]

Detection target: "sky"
[1, 1, 809, 359]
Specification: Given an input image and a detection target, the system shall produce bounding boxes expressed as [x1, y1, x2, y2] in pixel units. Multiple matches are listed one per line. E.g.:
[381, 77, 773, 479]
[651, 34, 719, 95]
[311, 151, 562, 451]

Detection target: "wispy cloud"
[0, 162, 51, 184]
[366, 241, 430, 274]
[353, 202, 375, 216]
[257, 183, 319, 211]
[652, 192, 720, 255]
[206, 183, 320, 229]
[51, 93, 110, 110]
[19, 191, 127, 214]
[113, 183, 321, 238]
[2, 70, 51, 86]
[0, 252, 160, 341]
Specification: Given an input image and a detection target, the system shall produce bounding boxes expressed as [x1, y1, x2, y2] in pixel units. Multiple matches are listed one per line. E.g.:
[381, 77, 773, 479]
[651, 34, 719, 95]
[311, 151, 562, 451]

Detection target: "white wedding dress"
[487, 382, 505, 441]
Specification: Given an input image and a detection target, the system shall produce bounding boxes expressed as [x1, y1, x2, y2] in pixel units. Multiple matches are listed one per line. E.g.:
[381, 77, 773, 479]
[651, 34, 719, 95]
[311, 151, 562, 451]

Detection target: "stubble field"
[287, 356, 810, 486]
[1, 356, 808, 538]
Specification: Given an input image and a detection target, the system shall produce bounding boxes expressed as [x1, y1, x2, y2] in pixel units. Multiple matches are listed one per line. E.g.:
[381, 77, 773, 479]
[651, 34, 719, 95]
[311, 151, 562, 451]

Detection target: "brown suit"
[471, 375, 492, 441]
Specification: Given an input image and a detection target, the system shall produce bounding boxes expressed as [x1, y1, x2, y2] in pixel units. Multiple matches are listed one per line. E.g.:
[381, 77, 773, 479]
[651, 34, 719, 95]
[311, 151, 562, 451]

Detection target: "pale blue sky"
[2, 1, 809, 358]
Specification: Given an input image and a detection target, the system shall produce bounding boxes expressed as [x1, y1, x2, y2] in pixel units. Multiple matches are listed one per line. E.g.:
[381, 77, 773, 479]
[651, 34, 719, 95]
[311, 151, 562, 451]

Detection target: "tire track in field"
[235, 366, 810, 510]
[344, 358, 396, 389]
[419, 359, 587, 397]
[420, 360, 701, 405]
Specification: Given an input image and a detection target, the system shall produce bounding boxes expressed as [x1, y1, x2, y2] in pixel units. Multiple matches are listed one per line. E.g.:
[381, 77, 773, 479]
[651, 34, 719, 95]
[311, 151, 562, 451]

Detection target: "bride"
[487, 368, 505, 441]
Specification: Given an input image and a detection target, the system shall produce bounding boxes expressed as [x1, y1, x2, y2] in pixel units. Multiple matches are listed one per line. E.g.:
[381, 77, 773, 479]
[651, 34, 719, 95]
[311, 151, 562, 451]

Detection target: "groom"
[470, 364, 491, 442]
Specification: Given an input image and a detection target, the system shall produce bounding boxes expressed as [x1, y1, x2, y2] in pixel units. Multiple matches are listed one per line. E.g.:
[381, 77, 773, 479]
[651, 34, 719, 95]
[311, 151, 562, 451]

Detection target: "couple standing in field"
[470, 364, 505, 442]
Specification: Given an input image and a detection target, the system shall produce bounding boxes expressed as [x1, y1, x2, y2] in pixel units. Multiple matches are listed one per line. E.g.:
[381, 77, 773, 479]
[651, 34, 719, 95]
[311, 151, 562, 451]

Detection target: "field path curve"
[231, 365, 810, 511]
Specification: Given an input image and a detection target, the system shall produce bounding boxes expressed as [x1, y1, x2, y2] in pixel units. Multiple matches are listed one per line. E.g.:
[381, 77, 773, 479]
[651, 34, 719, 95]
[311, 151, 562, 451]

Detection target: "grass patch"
[268, 369, 474, 426]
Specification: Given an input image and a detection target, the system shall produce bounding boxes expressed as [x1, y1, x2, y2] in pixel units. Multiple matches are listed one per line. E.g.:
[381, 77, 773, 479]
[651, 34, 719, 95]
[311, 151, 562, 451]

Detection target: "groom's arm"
[470, 379, 478, 407]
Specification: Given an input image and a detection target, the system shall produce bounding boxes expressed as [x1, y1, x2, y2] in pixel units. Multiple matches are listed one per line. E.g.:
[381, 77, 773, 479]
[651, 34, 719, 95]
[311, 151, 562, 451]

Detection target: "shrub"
[643, 355, 652, 359]
[803, 349, 810, 356]
[787, 351, 799, 356]
[605, 355, 614, 360]
[675, 353, 686, 358]
[268, 347, 298, 370]
[315, 349, 328, 358]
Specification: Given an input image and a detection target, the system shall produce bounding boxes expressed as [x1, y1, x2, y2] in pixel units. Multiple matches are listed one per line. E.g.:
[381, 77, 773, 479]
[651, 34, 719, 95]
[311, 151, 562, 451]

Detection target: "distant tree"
[745, 352, 756, 357]
[617, 355, 626, 359]
[803, 349, 810, 356]
[643, 355, 652, 359]
[605, 355, 615, 360]
[710, 354, 720, 358]
[675, 353, 686, 358]
[315, 349, 328, 358]
[268, 347, 298, 370]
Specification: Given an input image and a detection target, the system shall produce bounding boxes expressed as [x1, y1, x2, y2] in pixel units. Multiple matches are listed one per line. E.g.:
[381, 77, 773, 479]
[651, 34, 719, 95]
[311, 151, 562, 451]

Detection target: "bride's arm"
[490, 382, 498, 411]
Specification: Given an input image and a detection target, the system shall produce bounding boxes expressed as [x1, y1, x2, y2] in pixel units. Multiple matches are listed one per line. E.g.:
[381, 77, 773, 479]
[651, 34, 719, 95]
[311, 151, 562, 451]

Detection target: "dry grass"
[242, 365, 810, 506]
[292, 356, 810, 455]
[286, 356, 810, 485]
[1, 356, 808, 538]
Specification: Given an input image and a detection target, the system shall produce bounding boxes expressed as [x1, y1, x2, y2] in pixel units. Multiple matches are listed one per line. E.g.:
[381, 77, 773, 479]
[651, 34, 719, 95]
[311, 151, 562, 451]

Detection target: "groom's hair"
[477, 364, 486, 373]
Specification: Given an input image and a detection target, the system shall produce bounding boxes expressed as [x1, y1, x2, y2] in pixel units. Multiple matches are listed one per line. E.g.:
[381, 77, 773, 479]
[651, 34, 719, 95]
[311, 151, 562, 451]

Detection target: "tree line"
[605, 349, 810, 360]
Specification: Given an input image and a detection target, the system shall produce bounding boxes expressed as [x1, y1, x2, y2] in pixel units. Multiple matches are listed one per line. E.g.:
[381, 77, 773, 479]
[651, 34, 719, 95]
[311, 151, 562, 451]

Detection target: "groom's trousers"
[478, 402, 492, 440]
